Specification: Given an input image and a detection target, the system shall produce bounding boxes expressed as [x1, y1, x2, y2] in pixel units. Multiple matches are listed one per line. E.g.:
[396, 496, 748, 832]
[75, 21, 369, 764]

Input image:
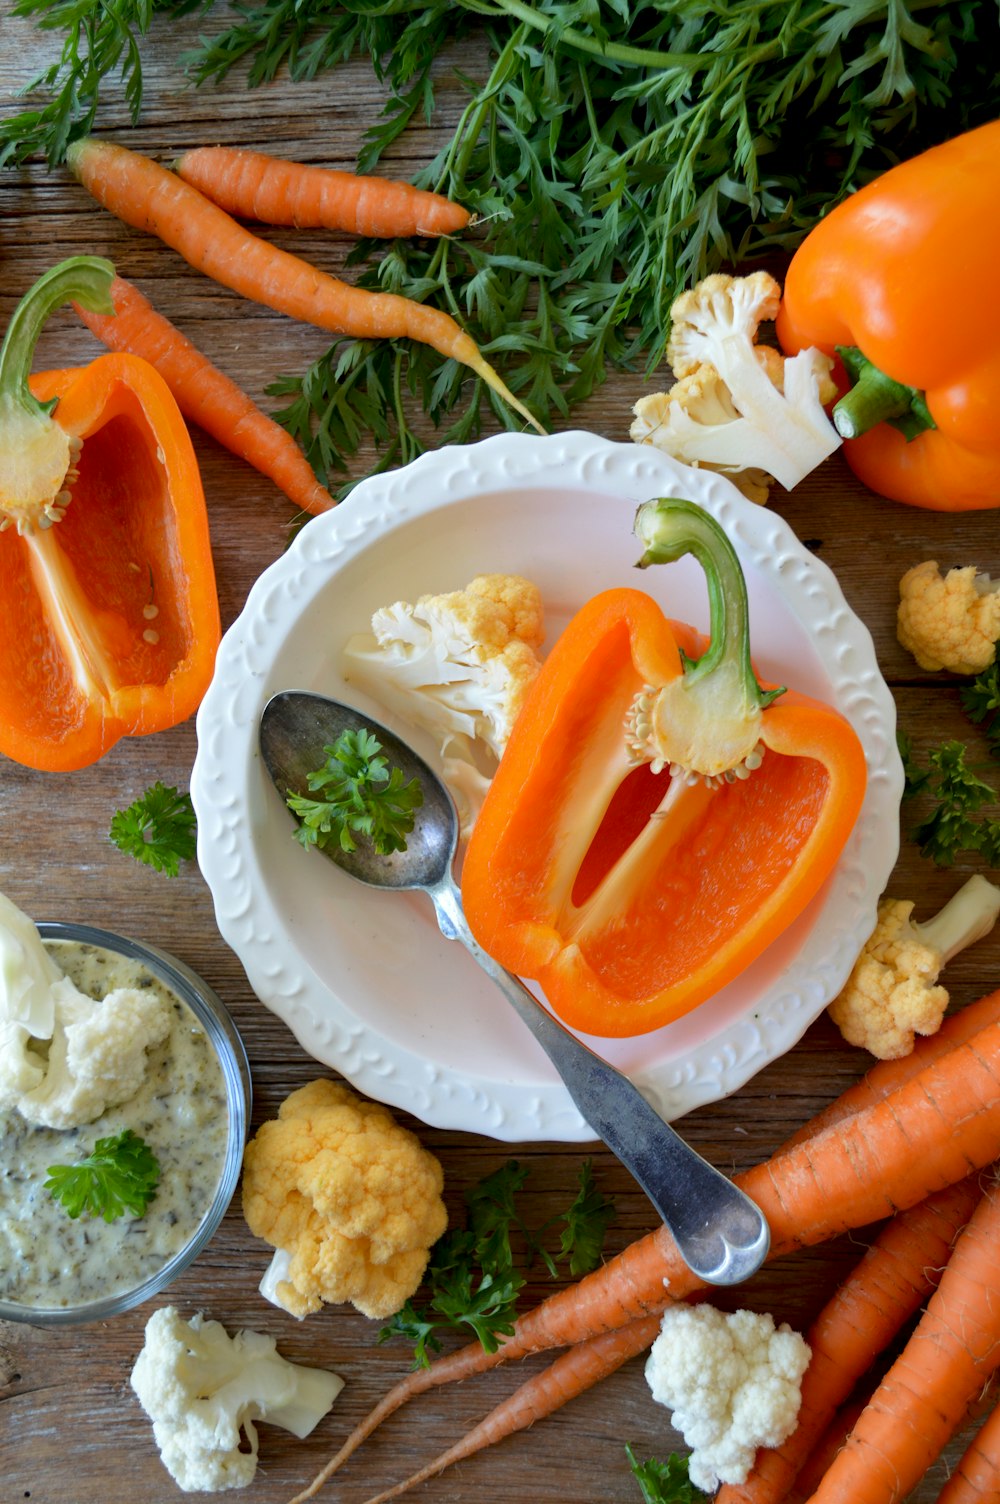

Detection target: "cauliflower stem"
[627, 497, 784, 782]
[829, 874, 1000, 1059]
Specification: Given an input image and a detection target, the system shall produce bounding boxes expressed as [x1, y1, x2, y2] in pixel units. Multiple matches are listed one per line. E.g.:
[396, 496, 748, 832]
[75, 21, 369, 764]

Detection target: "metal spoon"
[259, 690, 770, 1286]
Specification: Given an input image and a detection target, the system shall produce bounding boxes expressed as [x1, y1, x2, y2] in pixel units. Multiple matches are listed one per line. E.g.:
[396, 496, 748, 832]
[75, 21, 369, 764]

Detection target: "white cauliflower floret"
[631, 271, 840, 494]
[342, 572, 545, 837]
[0, 888, 170, 1128]
[828, 875, 1000, 1059]
[897, 560, 1000, 675]
[131, 1306, 343, 1493]
[645, 1303, 810, 1493]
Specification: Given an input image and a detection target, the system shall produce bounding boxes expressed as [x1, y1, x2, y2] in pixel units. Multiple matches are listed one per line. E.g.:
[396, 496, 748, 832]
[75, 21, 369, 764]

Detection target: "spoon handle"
[431, 878, 769, 1286]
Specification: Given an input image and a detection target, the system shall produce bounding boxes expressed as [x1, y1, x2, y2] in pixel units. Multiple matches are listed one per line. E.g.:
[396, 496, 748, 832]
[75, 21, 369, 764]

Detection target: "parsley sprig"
[287, 727, 423, 857]
[109, 782, 197, 877]
[379, 1159, 615, 1368]
[44, 1128, 161, 1222]
[899, 730, 1000, 867]
[626, 1445, 707, 1504]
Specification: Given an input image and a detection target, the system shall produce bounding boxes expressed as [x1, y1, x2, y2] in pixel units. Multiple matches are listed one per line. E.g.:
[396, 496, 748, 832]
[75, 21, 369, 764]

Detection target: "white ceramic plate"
[192, 430, 902, 1142]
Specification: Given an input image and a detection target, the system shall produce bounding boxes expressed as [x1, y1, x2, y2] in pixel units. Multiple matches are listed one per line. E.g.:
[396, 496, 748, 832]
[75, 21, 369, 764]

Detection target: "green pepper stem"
[0, 256, 116, 420]
[832, 345, 936, 442]
[634, 497, 784, 712]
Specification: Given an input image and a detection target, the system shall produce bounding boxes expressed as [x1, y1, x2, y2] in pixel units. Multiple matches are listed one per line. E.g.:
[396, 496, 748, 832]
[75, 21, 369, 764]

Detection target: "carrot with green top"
[67, 138, 541, 433]
[804, 1176, 1000, 1504]
[716, 1175, 984, 1504]
[75, 275, 334, 515]
[174, 146, 471, 238]
[291, 1010, 1000, 1493]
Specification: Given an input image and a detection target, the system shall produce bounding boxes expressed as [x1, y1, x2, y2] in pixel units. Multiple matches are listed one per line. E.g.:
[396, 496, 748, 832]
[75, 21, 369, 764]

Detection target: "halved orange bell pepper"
[462, 498, 867, 1038]
[0, 256, 220, 771]
[776, 120, 1000, 512]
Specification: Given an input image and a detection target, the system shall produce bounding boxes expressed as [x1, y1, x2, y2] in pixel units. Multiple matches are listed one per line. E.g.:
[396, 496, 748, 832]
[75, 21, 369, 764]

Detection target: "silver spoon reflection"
[259, 690, 770, 1287]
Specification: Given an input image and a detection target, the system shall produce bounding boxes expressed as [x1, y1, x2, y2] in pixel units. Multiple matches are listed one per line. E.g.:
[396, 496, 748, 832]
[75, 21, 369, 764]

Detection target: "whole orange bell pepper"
[776, 119, 1000, 512]
[461, 499, 867, 1039]
[0, 257, 220, 771]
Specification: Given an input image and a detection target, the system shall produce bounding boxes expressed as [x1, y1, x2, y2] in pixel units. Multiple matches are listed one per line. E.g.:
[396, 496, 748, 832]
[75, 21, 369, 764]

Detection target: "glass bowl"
[0, 922, 251, 1326]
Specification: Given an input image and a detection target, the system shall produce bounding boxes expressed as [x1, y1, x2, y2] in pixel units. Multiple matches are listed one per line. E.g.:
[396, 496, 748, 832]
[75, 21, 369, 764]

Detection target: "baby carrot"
[805, 1176, 1000, 1504]
[174, 146, 471, 238]
[716, 1175, 984, 1504]
[75, 275, 335, 515]
[67, 137, 542, 433]
[288, 1316, 663, 1504]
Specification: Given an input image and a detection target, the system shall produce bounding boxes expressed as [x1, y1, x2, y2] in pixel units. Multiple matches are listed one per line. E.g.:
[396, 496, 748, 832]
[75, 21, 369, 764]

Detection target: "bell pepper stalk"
[0, 256, 221, 771]
[461, 498, 867, 1039]
[776, 118, 1000, 511]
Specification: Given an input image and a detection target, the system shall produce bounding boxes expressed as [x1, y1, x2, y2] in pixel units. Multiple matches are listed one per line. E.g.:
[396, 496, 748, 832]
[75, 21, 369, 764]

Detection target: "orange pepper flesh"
[776, 119, 1000, 512]
[462, 588, 867, 1038]
[0, 353, 220, 770]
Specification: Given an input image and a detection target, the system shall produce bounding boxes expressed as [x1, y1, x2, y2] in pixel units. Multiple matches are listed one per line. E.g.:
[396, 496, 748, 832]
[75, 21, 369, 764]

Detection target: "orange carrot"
[289, 1315, 663, 1504]
[174, 146, 471, 239]
[297, 1012, 1000, 1487]
[804, 1176, 1000, 1504]
[782, 987, 1000, 1148]
[717, 1175, 984, 1504]
[787, 1397, 871, 1504]
[74, 275, 334, 515]
[67, 138, 542, 433]
[937, 1393, 1000, 1503]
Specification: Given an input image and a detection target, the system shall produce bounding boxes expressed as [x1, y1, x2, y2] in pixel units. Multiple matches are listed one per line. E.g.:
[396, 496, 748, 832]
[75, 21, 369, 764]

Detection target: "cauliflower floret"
[0, 889, 170, 1127]
[828, 875, 1000, 1059]
[897, 560, 1000, 675]
[630, 271, 840, 493]
[645, 1303, 810, 1493]
[342, 572, 545, 836]
[242, 1077, 448, 1321]
[131, 1306, 343, 1493]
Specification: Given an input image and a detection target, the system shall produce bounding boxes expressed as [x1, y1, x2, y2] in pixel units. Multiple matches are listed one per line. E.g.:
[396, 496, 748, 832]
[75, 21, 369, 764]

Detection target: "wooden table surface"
[2, 12, 999, 1503]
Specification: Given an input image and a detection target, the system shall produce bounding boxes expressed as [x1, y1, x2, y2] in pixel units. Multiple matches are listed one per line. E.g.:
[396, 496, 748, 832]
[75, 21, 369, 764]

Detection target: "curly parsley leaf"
[287, 727, 423, 857]
[960, 663, 1000, 760]
[902, 739, 1000, 866]
[379, 1158, 615, 1367]
[626, 1445, 708, 1504]
[44, 1129, 160, 1223]
[109, 782, 197, 877]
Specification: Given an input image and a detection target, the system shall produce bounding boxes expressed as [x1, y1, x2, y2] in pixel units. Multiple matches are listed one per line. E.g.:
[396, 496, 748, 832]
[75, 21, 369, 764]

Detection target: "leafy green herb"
[626, 1445, 707, 1504]
[379, 1158, 615, 1367]
[109, 781, 197, 876]
[900, 738, 1000, 867]
[5, 1, 998, 494]
[960, 663, 1000, 760]
[287, 727, 423, 856]
[44, 1128, 160, 1222]
[0, 0, 208, 168]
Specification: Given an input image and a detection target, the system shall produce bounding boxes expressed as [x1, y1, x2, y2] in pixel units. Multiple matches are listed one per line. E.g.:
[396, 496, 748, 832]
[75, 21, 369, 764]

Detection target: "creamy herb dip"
[0, 940, 230, 1310]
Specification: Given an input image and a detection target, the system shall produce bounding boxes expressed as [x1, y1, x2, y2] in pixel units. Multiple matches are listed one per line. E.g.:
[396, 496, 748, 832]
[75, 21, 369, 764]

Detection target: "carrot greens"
[6, 0, 998, 493]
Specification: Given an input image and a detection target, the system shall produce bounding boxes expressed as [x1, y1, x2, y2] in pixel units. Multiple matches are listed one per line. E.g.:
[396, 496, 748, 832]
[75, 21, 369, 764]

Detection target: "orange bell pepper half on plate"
[461, 498, 868, 1038]
[0, 256, 220, 771]
[776, 119, 1000, 512]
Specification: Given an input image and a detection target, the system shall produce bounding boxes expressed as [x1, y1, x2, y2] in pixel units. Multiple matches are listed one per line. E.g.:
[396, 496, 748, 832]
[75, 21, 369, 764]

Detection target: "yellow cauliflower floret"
[828, 876, 1000, 1059]
[897, 560, 1000, 675]
[242, 1078, 448, 1321]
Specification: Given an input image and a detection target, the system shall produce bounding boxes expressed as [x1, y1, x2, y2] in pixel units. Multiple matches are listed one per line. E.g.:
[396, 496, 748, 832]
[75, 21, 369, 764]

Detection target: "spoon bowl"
[260, 691, 770, 1287]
